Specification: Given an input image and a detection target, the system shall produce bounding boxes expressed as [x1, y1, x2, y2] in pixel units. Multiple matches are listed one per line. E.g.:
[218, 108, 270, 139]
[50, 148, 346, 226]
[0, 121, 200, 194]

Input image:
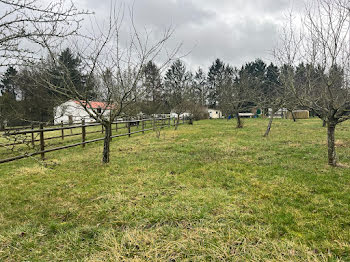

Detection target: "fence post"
[82, 119, 86, 148]
[168, 116, 170, 127]
[115, 121, 118, 133]
[142, 116, 145, 134]
[102, 124, 104, 134]
[128, 120, 131, 137]
[31, 123, 35, 146]
[153, 116, 155, 131]
[39, 123, 45, 160]
[61, 121, 64, 140]
[183, 116, 185, 124]
[110, 122, 112, 141]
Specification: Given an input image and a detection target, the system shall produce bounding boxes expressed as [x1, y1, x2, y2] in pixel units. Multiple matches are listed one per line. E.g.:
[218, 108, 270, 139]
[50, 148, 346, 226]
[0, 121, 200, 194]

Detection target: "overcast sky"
[75, 0, 304, 71]
[0, 0, 305, 72]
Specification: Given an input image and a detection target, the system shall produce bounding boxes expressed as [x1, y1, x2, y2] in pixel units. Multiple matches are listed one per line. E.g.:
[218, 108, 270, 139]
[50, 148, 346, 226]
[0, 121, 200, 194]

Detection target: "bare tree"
[35, 5, 179, 164]
[0, 0, 89, 67]
[275, 0, 350, 166]
[257, 62, 285, 137]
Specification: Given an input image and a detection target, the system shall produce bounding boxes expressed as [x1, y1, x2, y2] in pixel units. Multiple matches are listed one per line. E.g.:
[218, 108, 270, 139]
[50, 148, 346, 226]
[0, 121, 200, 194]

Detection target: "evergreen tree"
[164, 59, 192, 129]
[192, 67, 207, 106]
[16, 67, 56, 123]
[141, 61, 164, 114]
[0, 66, 18, 99]
[0, 66, 21, 127]
[207, 58, 226, 108]
[50, 48, 96, 100]
[265, 62, 281, 96]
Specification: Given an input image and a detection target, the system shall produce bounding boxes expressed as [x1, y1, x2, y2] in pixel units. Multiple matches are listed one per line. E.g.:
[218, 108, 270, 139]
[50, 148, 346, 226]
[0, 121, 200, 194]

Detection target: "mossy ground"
[0, 118, 350, 261]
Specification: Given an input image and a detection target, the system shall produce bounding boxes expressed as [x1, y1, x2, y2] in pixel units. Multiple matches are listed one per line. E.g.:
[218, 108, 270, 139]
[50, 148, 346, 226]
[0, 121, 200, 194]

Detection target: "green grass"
[0, 118, 350, 261]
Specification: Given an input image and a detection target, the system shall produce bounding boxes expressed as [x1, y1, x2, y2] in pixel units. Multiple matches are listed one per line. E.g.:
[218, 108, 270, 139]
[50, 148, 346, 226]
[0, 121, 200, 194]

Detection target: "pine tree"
[207, 59, 226, 108]
[0, 66, 18, 99]
[164, 59, 192, 129]
[192, 67, 207, 106]
[0, 66, 21, 127]
[50, 48, 96, 100]
[141, 61, 164, 114]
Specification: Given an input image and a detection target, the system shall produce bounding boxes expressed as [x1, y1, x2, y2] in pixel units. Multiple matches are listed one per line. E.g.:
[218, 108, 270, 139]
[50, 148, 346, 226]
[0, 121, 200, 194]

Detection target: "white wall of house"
[170, 112, 191, 119]
[208, 109, 222, 119]
[268, 108, 288, 118]
[54, 100, 110, 124]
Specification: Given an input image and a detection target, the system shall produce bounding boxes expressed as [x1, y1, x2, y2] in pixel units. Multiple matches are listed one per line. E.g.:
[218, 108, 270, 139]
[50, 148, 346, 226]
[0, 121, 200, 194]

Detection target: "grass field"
[0, 118, 350, 261]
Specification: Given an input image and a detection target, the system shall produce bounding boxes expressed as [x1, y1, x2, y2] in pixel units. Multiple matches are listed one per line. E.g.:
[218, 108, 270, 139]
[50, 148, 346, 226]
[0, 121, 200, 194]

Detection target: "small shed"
[287, 110, 310, 119]
[208, 109, 222, 119]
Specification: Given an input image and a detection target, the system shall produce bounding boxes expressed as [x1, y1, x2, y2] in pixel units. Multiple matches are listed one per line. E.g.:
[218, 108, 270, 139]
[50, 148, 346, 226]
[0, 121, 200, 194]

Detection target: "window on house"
[216, 111, 218, 114]
[97, 107, 102, 114]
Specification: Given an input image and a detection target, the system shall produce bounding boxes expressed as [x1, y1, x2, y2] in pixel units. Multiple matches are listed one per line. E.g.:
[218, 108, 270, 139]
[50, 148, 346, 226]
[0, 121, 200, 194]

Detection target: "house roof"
[73, 100, 112, 109]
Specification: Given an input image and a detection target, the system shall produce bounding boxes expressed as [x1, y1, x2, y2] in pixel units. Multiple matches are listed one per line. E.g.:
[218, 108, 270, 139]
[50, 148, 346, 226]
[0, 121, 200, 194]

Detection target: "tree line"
[1, 52, 349, 165]
[0, 55, 290, 127]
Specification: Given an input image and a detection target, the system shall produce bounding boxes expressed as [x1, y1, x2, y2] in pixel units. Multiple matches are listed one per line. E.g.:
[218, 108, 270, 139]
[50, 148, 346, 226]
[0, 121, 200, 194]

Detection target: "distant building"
[208, 109, 222, 119]
[170, 112, 191, 119]
[54, 100, 111, 124]
[268, 108, 288, 118]
[287, 110, 310, 119]
[238, 112, 254, 118]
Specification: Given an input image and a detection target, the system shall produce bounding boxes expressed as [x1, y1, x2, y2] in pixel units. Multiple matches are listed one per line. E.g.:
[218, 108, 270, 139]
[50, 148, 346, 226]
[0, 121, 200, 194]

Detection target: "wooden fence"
[0, 116, 187, 164]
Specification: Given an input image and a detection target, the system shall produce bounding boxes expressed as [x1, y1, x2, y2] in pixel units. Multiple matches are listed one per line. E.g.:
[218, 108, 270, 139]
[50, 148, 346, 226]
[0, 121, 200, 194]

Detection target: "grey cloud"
[176, 17, 278, 70]
[0, 0, 296, 73]
[82, 0, 214, 27]
[78, 0, 295, 70]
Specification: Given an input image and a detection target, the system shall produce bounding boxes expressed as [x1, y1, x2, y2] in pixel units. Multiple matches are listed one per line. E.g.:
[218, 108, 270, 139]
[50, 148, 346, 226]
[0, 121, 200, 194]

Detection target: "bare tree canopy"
[33, 4, 180, 163]
[0, 0, 89, 66]
[275, 0, 350, 166]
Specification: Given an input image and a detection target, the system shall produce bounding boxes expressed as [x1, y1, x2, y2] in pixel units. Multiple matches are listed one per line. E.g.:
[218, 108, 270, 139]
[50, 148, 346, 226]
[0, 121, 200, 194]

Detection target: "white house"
[208, 109, 222, 119]
[54, 100, 111, 124]
[268, 108, 288, 118]
[170, 112, 191, 119]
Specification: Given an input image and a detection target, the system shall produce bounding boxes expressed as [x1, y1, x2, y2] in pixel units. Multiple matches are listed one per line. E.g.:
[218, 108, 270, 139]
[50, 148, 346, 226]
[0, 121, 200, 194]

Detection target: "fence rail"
[0, 116, 187, 164]
[1, 116, 172, 146]
[0, 115, 171, 132]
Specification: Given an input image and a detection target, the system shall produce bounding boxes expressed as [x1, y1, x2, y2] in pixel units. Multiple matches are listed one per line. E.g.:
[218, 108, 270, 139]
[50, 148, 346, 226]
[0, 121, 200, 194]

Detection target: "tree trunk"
[264, 116, 274, 137]
[102, 123, 111, 164]
[290, 111, 296, 122]
[174, 115, 180, 130]
[236, 113, 243, 128]
[327, 122, 337, 167]
[322, 119, 326, 127]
